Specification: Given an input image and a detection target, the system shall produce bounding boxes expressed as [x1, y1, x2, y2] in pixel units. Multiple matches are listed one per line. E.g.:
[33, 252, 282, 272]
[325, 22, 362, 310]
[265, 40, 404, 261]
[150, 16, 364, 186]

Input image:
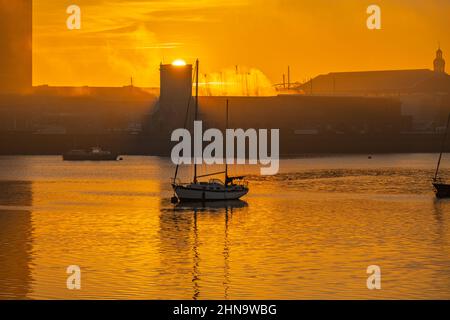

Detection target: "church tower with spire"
[434, 46, 446, 74]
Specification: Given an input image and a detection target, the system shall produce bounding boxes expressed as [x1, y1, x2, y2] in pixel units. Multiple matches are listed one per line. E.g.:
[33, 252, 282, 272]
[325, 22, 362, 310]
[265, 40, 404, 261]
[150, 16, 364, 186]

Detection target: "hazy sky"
[33, 0, 450, 87]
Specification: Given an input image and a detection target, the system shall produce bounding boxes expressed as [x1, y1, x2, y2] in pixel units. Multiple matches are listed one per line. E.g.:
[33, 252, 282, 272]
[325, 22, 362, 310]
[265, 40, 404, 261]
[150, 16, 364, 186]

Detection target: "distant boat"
[171, 60, 249, 203]
[433, 114, 450, 198]
[63, 147, 120, 161]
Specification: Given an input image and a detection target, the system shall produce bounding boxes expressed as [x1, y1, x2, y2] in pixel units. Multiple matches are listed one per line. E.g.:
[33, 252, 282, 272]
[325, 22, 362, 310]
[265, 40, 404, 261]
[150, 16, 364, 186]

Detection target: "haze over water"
[1, 154, 450, 299]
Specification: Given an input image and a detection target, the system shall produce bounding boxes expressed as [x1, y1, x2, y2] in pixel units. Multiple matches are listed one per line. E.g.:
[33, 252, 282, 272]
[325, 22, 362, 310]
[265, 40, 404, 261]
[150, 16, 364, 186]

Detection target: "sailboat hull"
[173, 185, 249, 201]
[433, 183, 450, 198]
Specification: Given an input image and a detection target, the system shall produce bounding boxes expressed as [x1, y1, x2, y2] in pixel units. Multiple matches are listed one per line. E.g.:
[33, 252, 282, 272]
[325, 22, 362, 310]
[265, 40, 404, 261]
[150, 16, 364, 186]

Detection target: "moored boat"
[63, 147, 119, 161]
[433, 181, 450, 198]
[171, 60, 249, 203]
[173, 178, 248, 202]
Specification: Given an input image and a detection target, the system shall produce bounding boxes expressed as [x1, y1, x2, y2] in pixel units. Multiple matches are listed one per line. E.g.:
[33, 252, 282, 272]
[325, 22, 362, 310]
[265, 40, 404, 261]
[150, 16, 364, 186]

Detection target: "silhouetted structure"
[297, 69, 450, 96]
[199, 95, 402, 134]
[158, 63, 193, 130]
[2, 59, 448, 155]
[293, 48, 450, 130]
[0, 0, 32, 94]
[434, 46, 446, 74]
[297, 48, 448, 96]
[0, 86, 157, 134]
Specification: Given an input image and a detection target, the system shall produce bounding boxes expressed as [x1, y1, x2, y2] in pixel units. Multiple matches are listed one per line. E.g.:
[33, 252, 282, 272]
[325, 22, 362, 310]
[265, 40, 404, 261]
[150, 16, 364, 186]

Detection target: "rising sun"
[172, 59, 187, 66]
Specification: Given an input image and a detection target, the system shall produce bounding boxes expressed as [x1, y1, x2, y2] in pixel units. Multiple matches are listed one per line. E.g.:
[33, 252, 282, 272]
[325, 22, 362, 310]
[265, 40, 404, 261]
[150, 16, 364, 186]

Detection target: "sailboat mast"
[434, 113, 450, 181]
[225, 99, 229, 182]
[194, 59, 199, 183]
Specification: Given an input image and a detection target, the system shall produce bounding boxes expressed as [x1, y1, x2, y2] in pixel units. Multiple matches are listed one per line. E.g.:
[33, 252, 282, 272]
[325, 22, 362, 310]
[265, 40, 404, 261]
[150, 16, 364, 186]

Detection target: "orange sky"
[33, 0, 449, 87]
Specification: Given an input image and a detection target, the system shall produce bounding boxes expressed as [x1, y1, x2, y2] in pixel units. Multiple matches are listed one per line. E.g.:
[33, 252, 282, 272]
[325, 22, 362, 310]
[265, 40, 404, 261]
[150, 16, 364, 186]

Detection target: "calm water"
[1, 154, 450, 300]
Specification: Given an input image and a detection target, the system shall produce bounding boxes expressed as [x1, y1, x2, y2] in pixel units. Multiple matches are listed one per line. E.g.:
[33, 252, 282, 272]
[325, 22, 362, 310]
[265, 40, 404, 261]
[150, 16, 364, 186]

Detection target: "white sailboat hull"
[173, 185, 248, 201]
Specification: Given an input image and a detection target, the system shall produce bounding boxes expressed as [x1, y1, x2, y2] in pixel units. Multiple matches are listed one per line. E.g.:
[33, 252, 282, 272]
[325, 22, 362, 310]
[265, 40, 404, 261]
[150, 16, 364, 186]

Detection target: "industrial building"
[295, 47, 450, 131]
[297, 47, 448, 96]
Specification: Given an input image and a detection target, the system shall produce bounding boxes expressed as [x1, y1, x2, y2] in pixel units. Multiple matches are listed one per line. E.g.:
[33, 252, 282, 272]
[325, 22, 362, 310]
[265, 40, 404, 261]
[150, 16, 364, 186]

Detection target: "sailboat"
[171, 60, 249, 203]
[433, 113, 450, 198]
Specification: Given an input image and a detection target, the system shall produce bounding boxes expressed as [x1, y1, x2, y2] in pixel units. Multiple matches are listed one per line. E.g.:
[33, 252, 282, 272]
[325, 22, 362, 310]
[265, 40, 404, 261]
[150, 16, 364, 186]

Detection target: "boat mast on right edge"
[433, 113, 450, 198]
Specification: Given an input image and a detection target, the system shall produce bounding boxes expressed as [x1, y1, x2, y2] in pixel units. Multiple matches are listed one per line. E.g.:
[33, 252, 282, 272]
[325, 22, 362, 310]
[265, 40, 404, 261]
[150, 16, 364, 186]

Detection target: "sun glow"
[172, 59, 187, 66]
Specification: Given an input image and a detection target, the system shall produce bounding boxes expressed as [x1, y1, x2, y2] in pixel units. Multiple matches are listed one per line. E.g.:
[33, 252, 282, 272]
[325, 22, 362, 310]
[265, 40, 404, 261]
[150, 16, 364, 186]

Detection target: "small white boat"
[171, 60, 249, 203]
